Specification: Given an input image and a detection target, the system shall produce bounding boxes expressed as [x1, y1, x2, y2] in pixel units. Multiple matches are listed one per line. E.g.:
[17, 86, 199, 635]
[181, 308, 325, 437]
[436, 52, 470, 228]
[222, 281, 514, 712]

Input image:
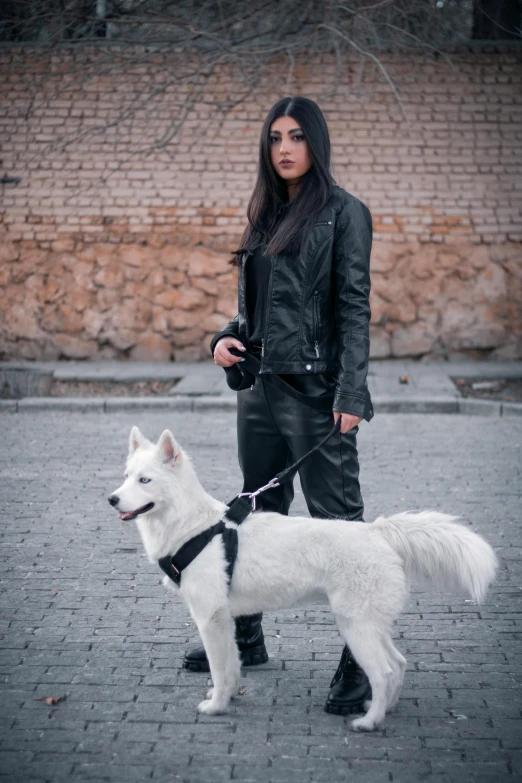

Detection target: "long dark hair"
[230, 96, 336, 266]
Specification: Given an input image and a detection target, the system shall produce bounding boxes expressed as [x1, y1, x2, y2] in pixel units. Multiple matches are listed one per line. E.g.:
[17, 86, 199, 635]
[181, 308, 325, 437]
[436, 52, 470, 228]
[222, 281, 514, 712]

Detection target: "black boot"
[324, 645, 372, 715]
[182, 613, 269, 673]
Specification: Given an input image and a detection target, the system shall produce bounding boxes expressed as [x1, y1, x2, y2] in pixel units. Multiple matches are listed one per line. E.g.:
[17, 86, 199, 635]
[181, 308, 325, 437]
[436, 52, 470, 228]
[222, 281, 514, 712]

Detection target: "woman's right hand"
[213, 336, 246, 367]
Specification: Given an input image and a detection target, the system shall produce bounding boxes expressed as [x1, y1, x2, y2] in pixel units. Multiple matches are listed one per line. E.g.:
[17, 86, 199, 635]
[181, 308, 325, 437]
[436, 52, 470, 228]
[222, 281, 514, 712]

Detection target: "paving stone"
[1, 410, 521, 782]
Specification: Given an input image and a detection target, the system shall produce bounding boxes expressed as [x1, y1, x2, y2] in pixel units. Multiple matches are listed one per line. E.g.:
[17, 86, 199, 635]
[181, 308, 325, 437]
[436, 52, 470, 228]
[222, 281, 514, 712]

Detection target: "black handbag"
[223, 361, 256, 391]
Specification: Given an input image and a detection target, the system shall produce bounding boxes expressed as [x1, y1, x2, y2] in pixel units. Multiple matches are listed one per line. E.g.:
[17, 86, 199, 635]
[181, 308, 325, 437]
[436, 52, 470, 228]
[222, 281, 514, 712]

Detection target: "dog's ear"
[129, 426, 148, 456]
[157, 430, 182, 465]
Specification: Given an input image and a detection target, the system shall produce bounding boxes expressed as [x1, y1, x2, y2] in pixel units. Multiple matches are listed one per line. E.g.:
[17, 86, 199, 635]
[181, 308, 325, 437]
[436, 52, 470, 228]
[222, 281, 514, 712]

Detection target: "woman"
[184, 96, 374, 716]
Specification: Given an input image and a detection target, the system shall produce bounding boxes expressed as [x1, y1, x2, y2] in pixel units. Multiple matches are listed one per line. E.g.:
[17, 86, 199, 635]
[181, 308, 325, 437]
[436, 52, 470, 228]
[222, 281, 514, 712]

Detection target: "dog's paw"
[205, 687, 214, 700]
[197, 698, 228, 715]
[350, 715, 382, 732]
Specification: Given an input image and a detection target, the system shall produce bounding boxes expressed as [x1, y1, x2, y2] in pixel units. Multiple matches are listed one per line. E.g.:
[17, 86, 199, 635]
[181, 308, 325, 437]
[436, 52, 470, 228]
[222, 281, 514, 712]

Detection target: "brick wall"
[1, 44, 521, 361]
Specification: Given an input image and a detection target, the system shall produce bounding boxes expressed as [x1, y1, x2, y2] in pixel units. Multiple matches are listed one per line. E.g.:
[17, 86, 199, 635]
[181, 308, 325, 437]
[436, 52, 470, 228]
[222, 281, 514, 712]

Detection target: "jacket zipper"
[241, 252, 251, 340]
[261, 255, 275, 360]
[241, 251, 256, 389]
[314, 221, 332, 226]
[313, 290, 320, 358]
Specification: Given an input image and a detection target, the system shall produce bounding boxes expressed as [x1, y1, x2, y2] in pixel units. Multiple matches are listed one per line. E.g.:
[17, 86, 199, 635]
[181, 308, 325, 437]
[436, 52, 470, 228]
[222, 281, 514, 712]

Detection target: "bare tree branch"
[0, 0, 507, 199]
[317, 22, 414, 128]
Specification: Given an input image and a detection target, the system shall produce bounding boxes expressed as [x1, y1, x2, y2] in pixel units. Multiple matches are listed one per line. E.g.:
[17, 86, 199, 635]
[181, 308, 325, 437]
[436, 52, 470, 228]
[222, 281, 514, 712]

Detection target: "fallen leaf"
[35, 695, 66, 706]
[238, 686, 246, 696]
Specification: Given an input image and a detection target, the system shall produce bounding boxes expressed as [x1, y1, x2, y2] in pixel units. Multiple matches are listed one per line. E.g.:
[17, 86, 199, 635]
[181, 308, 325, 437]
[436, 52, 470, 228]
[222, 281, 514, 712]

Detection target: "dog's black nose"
[108, 494, 119, 507]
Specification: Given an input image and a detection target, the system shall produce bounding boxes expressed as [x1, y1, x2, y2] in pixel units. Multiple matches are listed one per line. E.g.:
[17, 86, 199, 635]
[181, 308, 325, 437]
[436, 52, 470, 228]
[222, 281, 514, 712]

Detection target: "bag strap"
[228, 348, 334, 413]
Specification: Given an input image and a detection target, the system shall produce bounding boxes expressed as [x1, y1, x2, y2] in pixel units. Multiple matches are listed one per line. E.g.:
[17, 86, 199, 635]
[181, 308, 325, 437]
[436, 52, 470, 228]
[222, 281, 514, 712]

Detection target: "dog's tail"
[372, 511, 498, 604]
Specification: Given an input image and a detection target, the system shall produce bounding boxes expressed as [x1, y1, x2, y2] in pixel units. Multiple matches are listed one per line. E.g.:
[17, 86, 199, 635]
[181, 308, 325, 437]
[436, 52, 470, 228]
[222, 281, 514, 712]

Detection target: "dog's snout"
[108, 494, 119, 507]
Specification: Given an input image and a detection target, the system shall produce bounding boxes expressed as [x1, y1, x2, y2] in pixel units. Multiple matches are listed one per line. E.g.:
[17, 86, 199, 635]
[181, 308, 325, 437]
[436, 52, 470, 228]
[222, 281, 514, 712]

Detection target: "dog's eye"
[139, 477, 151, 484]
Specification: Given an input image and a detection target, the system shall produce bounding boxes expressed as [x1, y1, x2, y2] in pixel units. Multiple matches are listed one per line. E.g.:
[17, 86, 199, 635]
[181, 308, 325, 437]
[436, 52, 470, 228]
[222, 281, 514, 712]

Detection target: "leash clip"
[237, 476, 280, 511]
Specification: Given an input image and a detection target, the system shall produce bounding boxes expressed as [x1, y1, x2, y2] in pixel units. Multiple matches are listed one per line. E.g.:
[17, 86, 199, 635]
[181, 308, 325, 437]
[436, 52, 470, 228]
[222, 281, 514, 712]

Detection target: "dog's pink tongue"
[118, 511, 134, 520]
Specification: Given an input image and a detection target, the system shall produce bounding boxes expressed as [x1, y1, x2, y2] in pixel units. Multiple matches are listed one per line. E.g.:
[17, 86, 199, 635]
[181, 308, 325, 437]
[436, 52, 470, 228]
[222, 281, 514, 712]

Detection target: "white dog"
[109, 427, 498, 732]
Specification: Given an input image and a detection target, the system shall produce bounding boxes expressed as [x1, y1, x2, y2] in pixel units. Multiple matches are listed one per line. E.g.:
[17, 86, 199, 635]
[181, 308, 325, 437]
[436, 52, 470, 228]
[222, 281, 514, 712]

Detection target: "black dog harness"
[158, 352, 342, 588]
[158, 520, 240, 587]
[157, 496, 252, 587]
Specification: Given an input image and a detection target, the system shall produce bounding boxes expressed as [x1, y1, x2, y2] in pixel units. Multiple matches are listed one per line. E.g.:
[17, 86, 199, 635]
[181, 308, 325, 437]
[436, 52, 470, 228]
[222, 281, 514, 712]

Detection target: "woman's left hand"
[333, 411, 363, 433]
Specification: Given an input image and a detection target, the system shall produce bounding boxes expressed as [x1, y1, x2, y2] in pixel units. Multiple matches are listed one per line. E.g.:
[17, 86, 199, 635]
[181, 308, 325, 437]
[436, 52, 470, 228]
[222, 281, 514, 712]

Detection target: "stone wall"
[1, 235, 236, 360]
[1, 45, 521, 361]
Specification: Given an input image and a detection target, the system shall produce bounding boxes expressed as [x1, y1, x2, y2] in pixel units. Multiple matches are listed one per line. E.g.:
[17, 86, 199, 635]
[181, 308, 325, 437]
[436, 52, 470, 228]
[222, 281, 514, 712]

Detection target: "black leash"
[159, 351, 343, 587]
[223, 346, 342, 518]
[226, 417, 342, 516]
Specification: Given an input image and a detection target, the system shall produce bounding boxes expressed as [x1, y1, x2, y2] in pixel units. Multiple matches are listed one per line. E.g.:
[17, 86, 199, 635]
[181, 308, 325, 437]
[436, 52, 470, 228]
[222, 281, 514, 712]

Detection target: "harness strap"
[221, 495, 253, 525]
[158, 521, 238, 587]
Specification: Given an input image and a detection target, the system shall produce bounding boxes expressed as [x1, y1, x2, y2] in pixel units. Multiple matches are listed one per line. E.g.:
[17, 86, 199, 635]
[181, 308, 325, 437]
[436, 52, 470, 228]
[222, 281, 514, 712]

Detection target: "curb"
[1, 395, 521, 416]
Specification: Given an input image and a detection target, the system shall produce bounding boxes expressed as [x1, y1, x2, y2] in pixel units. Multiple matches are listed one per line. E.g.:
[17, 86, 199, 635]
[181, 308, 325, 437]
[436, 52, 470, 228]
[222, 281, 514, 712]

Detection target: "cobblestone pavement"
[1, 410, 521, 783]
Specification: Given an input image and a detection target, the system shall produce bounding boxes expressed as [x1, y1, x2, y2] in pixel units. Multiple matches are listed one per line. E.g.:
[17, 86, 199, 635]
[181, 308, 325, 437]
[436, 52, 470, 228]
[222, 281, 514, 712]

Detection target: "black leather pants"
[237, 371, 365, 521]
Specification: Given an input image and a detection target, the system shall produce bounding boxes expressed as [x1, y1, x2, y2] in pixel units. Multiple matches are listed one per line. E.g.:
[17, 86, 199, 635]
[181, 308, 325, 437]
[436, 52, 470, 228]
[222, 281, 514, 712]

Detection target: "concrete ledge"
[372, 396, 459, 413]
[17, 397, 105, 412]
[457, 398, 502, 416]
[104, 395, 237, 412]
[503, 402, 522, 417]
[105, 396, 194, 412]
[7, 395, 520, 415]
[192, 396, 237, 410]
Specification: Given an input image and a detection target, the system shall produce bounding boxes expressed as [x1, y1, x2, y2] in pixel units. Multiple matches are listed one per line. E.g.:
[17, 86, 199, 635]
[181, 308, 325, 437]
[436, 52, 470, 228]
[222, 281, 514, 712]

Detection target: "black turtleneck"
[245, 244, 272, 347]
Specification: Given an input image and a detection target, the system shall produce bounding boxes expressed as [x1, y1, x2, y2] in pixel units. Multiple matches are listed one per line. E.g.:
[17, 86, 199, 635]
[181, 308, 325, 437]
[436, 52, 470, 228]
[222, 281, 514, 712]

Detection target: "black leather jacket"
[210, 185, 374, 422]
